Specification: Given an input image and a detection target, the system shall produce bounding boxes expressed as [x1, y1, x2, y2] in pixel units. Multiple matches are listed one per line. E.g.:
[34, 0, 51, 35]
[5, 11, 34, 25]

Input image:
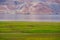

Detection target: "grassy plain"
[0, 21, 60, 40]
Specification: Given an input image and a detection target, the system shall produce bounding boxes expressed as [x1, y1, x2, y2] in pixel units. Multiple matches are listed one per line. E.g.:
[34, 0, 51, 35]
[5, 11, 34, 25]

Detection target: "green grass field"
[0, 21, 60, 40]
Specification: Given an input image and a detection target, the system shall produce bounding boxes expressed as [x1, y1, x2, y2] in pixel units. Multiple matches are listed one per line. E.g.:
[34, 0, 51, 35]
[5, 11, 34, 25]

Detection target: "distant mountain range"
[0, 0, 60, 21]
[0, 0, 60, 15]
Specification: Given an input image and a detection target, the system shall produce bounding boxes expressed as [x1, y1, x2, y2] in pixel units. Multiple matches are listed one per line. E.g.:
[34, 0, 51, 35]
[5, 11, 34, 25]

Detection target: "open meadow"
[0, 21, 60, 40]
